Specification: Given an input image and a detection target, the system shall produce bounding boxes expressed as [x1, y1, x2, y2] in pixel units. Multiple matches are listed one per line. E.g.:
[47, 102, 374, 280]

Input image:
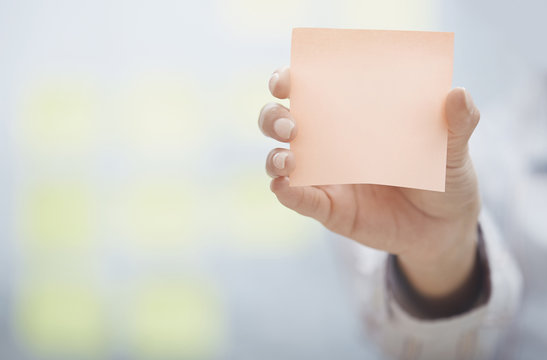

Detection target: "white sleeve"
[344, 211, 523, 360]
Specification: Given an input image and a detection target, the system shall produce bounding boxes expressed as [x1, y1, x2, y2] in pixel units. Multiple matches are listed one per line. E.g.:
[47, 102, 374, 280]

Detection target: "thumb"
[445, 87, 480, 168]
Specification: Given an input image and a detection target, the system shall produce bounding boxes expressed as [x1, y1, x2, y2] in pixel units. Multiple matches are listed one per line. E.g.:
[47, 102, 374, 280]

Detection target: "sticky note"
[127, 281, 223, 359]
[289, 28, 454, 191]
[21, 183, 94, 251]
[16, 282, 106, 357]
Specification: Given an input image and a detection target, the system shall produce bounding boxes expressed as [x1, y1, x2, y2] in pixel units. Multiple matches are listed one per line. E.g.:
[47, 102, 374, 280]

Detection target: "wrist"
[389, 225, 487, 318]
[397, 219, 479, 299]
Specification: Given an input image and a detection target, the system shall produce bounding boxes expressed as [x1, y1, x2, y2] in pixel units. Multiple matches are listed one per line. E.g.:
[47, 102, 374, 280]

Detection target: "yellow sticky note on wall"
[289, 28, 454, 191]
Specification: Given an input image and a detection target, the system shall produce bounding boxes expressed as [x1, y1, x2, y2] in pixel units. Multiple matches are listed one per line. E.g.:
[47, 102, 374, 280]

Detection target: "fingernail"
[273, 117, 294, 140]
[273, 152, 288, 169]
[269, 72, 279, 94]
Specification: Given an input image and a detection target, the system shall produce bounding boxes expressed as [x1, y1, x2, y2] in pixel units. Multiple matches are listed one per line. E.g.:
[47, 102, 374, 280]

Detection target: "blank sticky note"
[289, 28, 454, 191]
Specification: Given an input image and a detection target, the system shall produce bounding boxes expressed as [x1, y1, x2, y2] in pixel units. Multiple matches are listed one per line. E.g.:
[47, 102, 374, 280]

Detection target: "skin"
[259, 66, 482, 303]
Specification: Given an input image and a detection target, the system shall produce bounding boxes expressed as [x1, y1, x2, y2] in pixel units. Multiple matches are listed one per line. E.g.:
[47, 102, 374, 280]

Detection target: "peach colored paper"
[289, 28, 454, 191]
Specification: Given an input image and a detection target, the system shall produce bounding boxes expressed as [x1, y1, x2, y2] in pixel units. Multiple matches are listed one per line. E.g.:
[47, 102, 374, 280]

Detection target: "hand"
[259, 66, 481, 301]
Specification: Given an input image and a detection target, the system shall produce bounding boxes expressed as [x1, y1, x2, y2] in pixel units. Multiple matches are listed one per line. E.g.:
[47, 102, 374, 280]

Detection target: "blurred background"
[0, 0, 546, 359]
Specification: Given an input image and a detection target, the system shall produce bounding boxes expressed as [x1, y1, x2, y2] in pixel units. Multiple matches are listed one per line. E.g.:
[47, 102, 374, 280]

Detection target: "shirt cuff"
[385, 224, 491, 319]
[348, 210, 523, 360]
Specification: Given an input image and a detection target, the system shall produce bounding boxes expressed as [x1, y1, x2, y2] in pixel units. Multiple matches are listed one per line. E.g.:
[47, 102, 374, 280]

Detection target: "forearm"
[347, 211, 522, 360]
[396, 219, 481, 315]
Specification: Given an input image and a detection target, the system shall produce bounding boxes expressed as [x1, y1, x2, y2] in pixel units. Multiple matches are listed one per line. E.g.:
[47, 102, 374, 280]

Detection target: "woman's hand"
[259, 66, 481, 301]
